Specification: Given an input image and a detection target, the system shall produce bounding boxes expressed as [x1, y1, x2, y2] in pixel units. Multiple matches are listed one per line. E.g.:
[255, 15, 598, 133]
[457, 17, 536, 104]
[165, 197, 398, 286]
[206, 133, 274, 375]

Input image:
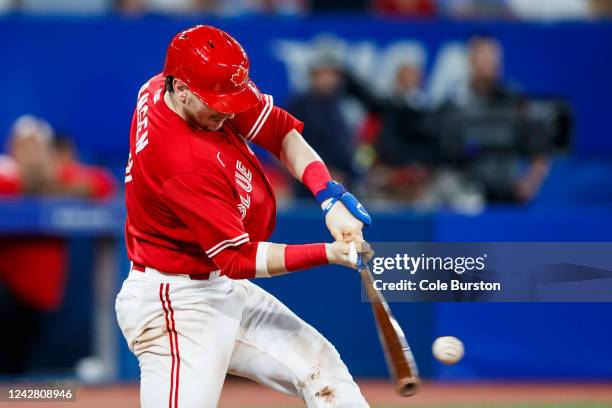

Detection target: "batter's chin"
[185, 114, 217, 132]
[206, 122, 224, 132]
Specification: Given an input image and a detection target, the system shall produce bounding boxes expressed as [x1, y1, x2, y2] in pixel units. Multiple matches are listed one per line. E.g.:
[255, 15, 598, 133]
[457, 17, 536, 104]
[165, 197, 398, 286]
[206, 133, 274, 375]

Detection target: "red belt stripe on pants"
[159, 283, 180, 408]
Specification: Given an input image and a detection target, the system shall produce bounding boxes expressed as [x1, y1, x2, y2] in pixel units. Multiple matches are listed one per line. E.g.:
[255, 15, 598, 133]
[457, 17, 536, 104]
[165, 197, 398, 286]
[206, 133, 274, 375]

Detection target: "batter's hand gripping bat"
[350, 242, 421, 397]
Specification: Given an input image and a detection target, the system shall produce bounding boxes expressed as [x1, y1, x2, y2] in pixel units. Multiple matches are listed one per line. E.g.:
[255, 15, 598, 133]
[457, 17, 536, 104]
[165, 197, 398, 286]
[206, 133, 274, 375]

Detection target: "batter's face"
[171, 80, 235, 131]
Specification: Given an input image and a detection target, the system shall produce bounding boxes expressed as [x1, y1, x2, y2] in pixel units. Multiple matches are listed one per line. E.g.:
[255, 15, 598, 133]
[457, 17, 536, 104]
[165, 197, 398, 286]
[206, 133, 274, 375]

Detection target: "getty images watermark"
[362, 243, 612, 302]
[371, 252, 500, 293]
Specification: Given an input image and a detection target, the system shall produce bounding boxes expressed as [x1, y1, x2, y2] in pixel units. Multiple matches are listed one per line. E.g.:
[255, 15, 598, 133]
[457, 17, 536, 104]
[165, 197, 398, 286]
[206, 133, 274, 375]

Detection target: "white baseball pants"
[115, 267, 369, 408]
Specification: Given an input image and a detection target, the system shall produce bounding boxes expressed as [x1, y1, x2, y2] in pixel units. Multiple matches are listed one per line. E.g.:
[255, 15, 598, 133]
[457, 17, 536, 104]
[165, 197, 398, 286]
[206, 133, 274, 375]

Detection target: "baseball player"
[115, 25, 373, 408]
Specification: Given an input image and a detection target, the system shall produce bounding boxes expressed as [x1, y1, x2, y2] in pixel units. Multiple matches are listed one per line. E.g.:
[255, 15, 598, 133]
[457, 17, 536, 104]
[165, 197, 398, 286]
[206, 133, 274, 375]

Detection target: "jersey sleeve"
[160, 171, 249, 259]
[230, 93, 304, 158]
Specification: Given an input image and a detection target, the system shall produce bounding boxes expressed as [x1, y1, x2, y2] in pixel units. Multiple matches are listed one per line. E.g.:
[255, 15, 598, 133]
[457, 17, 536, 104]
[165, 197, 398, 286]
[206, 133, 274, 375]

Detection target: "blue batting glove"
[315, 181, 372, 227]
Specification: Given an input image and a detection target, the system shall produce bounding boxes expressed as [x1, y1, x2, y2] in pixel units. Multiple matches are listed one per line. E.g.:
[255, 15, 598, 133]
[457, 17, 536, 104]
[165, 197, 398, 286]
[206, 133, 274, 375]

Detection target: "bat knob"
[397, 377, 420, 397]
[348, 241, 359, 267]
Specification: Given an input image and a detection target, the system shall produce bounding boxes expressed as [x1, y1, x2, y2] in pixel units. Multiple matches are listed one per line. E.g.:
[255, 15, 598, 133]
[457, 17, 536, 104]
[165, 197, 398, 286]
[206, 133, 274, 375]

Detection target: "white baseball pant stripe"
[115, 268, 369, 408]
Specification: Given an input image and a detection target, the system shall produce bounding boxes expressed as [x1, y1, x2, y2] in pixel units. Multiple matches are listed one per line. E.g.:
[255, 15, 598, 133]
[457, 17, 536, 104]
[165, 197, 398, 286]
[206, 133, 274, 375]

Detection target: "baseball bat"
[351, 243, 420, 397]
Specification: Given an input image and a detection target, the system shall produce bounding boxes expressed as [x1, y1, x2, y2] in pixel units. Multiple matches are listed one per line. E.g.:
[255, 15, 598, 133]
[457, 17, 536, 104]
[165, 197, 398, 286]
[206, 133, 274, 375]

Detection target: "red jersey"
[0, 155, 21, 194]
[57, 161, 117, 199]
[124, 74, 303, 276]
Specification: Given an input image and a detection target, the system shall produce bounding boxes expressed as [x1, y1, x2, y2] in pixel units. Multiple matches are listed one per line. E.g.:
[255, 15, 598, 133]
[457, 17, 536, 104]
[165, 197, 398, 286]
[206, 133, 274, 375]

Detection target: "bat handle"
[348, 242, 365, 269]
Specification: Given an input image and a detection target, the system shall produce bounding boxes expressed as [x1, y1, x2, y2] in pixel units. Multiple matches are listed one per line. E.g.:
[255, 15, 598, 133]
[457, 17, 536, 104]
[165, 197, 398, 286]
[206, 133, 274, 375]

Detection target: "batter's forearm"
[277, 128, 370, 244]
[263, 241, 368, 276]
[279, 128, 334, 198]
[211, 241, 329, 279]
[279, 129, 324, 183]
[212, 240, 363, 279]
[261, 242, 329, 277]
[263, 242, 287, 275]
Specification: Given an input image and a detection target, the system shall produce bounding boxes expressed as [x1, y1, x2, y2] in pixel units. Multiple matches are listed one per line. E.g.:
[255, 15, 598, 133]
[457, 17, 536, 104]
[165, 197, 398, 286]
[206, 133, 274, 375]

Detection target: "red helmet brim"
[191, 80, 261, 115]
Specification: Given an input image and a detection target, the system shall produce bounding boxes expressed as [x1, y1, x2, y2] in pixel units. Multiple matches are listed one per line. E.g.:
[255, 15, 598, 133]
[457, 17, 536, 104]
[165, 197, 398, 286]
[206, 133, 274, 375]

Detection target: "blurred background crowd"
[0, 31, 575, 213]
[0, 115, 115, 374]
[0, 0, 612, 19]
[286, 32, 572, 212]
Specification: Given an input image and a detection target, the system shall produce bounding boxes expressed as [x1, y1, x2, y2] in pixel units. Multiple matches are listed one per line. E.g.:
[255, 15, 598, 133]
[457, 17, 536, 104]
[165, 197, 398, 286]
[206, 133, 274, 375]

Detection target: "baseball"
[432, 336, 464, 365]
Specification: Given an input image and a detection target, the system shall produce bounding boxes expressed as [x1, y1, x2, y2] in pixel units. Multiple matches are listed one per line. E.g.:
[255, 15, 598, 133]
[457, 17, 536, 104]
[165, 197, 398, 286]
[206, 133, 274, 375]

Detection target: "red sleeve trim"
[205, 233, 250, 258]
[210, 241, 258, 279]
[245, 94, 273, 141]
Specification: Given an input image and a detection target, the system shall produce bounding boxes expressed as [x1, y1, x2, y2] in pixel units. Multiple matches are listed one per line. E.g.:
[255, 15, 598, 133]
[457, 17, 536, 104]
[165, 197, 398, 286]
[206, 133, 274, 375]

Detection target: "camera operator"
[343, 52, 441, 201]
[440, 34, 551, 203]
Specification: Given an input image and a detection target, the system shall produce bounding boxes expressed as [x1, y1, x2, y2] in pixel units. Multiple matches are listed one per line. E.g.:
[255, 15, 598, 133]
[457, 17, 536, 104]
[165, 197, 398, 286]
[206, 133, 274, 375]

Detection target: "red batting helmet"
[163, 25, 261, 114]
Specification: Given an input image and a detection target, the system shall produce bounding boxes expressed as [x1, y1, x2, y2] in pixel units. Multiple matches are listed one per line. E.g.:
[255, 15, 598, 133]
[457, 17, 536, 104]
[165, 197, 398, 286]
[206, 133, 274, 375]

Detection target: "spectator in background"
[507, 0, 592, 21]
[439, 0, 601, 20]
[592, 0, 612, 17]
[344, 50, 438, 201]
[52, 135, 116, 199]
[19, 0, 109, 14]
[288, 49, 360, 195]
[118, 0, 196, 14]
[0, 115, 116, 375]
[447, 34, 520, 107]
[0, 0, 14, 13]
[115, 0, 218, 14]
[217, 0, 306, 15]
[309, 0, 368, 11]
[5, 0, 609, 18]
[115, 0, 305, 15]
[437, 0, 511, 19]
[0, 116, 116, 198]
[373, 0, 437, 17]
[440, 35, 551, 203]
[0, 115, 55, 195]
[0, 116, 63, 375]
[371, 56, 435, 167]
